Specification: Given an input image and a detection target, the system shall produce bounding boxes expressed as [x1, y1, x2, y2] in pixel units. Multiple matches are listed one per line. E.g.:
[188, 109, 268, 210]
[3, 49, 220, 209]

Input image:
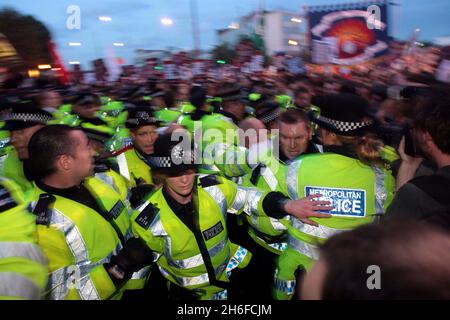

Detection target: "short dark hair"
[414, 98, 450, 154]
[319, 221, 450, 299]
[28, 125, 80, 178]
[278, 109, 310, 126]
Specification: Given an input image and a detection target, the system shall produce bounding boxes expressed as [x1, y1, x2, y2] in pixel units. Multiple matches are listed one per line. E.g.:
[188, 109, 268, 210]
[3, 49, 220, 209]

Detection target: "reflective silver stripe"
[228, 187, 247, 215]
[47, 242, 122, 300]
[117, 153, 130, 181]
[274, 278, 296, 295]
[261, 167, 278, 191]
[168, 236, 229, 269]
[124, 228, 134, 242]
[269, 217, 287, 231]
[200, 164, 221, 173]
[159, 266, 210, 287]
[150, 213, 169, 262]
[131, 266, 151, 280]
[209, 236, 228, 257]
[149, 214, 168, 237]
[287, 235, 320, 260]
[229, 187, 265, 215]
[372, 166, 388, 216]
[291, 218, 346, 240]
[44, 208, 105, 300]
[203, 185, 227, 217]
[0, 242, 47, 266]
[0, 272, 42, 300]
[287, 160, 302, 200]
[95, 173, 119, 194]
[243, 188, 264, 215]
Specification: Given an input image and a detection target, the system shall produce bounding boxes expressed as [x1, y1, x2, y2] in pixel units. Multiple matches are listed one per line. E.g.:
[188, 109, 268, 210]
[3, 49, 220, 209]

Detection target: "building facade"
[216, 11, 306, 56]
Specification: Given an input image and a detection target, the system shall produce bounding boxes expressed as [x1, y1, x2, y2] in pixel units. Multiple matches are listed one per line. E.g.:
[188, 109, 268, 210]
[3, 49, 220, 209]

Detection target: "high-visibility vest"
[95, 168, 131, 205]
[29, 177, 148, 300]
[274, 152, 395, 299]
[0, 149, 34, 198]
[132, 175, 273, 300]
[242, 140, 290, 255]
[201, 114, 251, 178]
[116, 148, 154, 188]
[0, 178, 48, 300]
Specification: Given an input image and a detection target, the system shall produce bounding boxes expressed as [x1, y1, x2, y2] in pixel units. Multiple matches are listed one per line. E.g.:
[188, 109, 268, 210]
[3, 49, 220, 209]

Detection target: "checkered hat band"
[126, 118, 159, 126]
[9, 113, 52, 123]
[221, 93, 244, 102]
[147, 154, 196, 168]
[260, 109, 281, 124]
[317, 115, 373, 132]
[147, 156, 172, 168]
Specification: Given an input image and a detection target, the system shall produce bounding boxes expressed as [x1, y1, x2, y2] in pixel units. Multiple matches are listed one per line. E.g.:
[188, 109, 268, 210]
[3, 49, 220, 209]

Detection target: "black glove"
[129, 184, 156, 209]
[105, 237, 154, 285]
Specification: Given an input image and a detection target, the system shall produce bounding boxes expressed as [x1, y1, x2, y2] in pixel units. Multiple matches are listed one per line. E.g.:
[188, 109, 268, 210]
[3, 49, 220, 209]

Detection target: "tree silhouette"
[0, 7, 52, 70]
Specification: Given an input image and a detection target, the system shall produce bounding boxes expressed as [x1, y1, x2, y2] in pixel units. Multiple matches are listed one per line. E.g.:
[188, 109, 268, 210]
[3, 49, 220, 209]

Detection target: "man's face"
[69, 131, 96, 180]
[72, 103, 101, 119]
[41, 91, 62, 108]
[166, 169, 196, 197]
[10, 124, 45, 160]
[279, 121, 312, 160]
[225, 101, 246, 121]
[295, 92, 312, 109]
[131, 125, 159, 155]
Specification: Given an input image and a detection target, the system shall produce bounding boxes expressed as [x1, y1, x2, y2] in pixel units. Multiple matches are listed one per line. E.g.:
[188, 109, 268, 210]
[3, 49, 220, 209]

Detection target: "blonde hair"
[337, 133, 387, 168]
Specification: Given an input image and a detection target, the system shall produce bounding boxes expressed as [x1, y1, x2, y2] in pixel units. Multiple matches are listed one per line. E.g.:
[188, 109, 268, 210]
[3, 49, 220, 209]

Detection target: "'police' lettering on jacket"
[109, 201, 125, 220]
[202, 221, 224, 241]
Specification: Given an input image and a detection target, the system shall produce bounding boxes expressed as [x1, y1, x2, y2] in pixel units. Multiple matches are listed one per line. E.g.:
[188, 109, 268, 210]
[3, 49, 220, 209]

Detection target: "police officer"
[79, 122, 131, 204]
[0, 103, 53, 196]
[131, 132, 333, 300]
[27, 125, 153, 300]
[0, 177, 48, 300]
[115, 106, 161, 187]
[274, 93, 396, 300]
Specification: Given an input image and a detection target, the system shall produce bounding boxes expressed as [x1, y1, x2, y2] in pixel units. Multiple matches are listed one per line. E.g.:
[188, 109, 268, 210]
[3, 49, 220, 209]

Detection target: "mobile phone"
[404, 128, 418, 157]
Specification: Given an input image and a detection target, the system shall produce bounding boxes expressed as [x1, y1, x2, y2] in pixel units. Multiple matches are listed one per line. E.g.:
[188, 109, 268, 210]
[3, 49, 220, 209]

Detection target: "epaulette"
[33, 194, 56, 226]
[135, 202, 159, 230]
[199, 175, 222, 188]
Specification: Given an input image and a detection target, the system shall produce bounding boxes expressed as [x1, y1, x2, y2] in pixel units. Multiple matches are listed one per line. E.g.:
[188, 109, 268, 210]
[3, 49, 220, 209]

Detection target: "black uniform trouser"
[227, 215, 278, 300]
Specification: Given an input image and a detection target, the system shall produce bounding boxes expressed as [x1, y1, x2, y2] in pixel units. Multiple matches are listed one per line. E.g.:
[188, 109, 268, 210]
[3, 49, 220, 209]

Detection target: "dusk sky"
[1, 0, 449, 68]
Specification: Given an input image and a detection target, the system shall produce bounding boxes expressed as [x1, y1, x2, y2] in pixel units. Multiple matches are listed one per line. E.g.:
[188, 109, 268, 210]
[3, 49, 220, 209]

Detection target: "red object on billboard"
[48, 41, 71, 84]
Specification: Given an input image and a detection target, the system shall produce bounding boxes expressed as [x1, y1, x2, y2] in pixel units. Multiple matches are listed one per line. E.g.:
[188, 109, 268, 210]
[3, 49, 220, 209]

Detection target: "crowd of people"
[0, 56, 450, 300]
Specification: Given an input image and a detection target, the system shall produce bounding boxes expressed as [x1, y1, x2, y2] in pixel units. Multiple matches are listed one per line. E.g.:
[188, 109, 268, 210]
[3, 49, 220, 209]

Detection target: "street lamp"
[291, 18, 302, 23]
[68, 42, 82, 46]
[99, 16, 112, 22]
[161, 18, 173, 26]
